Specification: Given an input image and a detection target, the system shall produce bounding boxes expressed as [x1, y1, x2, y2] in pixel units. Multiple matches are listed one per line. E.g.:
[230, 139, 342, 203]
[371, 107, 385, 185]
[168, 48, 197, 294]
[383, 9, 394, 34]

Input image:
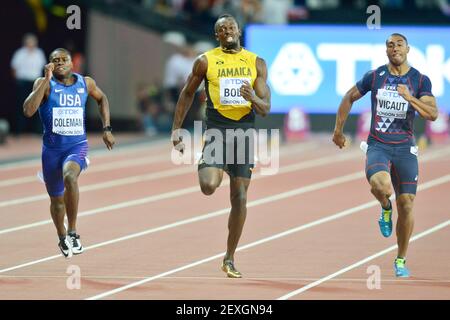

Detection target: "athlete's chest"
[374, 74, 418, 96]
[208, 52, 255, 77]
[374, 76, 416, 120]
[48, 85, 87, 108]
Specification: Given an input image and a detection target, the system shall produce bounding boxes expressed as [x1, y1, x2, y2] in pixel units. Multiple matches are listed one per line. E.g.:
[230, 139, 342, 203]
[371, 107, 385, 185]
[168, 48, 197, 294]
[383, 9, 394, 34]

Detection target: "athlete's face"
[50, 51, 73, 78]
[386, 36, 409, 66]
[215, 18, 241, 50]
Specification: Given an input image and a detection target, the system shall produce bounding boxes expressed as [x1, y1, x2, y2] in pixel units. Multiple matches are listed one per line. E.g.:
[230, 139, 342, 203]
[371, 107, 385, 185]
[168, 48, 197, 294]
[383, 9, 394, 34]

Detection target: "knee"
[63, 172, 78, 188]
[50, 200, 64, 212]
[371, 179, 392, 197]
[397, 196, 415, 215]
[231, 191, 247, 210]
[200, 181, 218, 196]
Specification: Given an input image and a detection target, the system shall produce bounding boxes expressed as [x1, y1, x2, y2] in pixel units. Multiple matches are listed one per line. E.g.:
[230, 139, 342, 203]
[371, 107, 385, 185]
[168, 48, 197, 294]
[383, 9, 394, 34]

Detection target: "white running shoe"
[69, 233, 84, 255]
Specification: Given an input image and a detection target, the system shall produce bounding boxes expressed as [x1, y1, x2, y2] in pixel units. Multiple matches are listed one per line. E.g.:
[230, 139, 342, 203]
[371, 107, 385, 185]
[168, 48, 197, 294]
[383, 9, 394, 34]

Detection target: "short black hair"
[49, 48, 71, 61]
[214, 14, 239, 33]
[386, 33, 408, 46]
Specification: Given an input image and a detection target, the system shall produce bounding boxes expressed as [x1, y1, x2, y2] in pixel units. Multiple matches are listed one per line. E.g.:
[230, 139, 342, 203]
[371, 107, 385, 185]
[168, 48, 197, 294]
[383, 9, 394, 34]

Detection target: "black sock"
[59, 235, 66, 241]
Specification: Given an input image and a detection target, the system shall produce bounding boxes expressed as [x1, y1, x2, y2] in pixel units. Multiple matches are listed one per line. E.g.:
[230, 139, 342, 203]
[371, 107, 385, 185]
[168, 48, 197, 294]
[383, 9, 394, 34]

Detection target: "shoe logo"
[55, 88, 64, 93]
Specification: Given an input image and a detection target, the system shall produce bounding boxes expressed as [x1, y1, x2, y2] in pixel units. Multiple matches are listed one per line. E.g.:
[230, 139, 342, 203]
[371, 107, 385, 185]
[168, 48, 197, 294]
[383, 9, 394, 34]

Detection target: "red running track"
[0, 135, 449, 300]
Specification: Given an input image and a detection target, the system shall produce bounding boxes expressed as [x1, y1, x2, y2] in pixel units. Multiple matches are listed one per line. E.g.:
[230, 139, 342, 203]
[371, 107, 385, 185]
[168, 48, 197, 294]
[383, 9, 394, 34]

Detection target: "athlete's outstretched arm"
[23, 63, 53, 117]
[85, 76, 115, 150]
[240, 57, 271, 117]
[172, 55, 207, 132]
[333, 85, 363, 148]
[397, 84, 438, 121]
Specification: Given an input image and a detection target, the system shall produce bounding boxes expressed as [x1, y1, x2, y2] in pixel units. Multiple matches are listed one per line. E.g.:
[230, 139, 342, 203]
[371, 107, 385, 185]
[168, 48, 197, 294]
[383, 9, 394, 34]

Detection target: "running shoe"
[69, 233, 84, 255]
[58, 236, 73, 258]
[394, 257, 410, 277]
[378, 200, 393, 237]
[221, 260, 242, 278]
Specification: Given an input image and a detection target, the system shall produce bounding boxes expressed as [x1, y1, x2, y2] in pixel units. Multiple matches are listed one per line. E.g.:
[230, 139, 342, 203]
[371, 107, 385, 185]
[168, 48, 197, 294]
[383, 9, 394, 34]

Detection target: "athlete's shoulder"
[361, 65, 387, 81]
[33, 76, 46, 86]
[71, 73, 86, 85]
[33, 77, 51, 94]
[192, 54, 208, 76]
[82, 76, 97, 93]
[374, 64, 388, 75]
[409, 66, 429, 80]
[242, 48, 258, 59]
[409, 67, 433, 94]
[204, 46, 222, 57]
[83, 75, 95, 84]
[203, 47, 223, 66]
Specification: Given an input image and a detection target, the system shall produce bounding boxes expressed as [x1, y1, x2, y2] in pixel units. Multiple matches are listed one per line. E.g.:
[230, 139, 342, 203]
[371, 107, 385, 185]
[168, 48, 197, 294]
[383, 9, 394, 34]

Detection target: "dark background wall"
[0, 1, 86, 133]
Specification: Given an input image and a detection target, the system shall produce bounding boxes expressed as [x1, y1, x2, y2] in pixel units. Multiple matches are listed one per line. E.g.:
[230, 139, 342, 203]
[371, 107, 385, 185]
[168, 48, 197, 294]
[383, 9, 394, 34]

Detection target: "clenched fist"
[44, 63, 54, 81]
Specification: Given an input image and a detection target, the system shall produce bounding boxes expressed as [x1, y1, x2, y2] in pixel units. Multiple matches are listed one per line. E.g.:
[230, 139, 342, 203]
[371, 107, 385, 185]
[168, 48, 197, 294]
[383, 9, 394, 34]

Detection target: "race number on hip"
[376, 88, 408, 119]
[52, 107, 84, 136]
[220, 78, 251, 106]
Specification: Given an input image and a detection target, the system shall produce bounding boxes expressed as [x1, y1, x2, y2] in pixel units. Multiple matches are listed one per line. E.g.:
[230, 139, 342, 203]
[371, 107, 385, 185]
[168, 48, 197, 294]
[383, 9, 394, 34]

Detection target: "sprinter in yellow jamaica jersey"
[171, 14, 271, 278]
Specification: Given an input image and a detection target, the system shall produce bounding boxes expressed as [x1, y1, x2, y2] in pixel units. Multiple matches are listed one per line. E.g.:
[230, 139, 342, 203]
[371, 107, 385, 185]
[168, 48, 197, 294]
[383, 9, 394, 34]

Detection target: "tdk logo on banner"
[269, 43, 323, 95]
[269, 42, 450, 97]
[247, 25, 450, 113]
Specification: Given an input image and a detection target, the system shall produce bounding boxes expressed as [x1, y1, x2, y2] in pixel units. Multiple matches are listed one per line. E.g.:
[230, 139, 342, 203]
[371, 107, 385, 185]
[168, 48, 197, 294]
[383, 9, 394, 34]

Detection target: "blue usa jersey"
[356, 65, 433, 146]
[39, 73, 88, 147]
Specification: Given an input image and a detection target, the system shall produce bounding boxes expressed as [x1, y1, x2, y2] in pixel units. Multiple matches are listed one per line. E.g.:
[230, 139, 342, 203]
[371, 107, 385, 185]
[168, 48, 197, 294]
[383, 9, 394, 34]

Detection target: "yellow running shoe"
[221, 260, 242, 278]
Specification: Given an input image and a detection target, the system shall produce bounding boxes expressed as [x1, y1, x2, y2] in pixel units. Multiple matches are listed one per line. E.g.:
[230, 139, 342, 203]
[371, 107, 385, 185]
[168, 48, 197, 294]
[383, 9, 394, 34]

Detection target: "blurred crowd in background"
[2, 0, 449, 142]
[135, 32, 213, 136]
[137, 0, 450, 26]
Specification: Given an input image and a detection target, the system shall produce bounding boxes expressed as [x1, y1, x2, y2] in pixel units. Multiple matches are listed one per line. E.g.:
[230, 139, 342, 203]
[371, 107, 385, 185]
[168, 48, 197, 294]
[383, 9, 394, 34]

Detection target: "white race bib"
[219, 78, 251, 106]
[376, 88, 408, 119]
[52, 107, 84, 136]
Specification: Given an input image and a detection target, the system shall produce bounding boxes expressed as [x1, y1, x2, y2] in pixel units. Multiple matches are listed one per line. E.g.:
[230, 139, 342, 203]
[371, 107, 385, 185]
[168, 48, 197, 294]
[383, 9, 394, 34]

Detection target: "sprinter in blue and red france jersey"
[332, 33, 438, 277]
[23, 48, 115, 258]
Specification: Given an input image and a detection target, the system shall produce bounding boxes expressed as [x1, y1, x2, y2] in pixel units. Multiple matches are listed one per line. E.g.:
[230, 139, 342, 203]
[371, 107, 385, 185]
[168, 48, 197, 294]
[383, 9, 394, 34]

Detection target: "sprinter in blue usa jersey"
[332, 34, 438, 277]
[23, 48, 115, 258]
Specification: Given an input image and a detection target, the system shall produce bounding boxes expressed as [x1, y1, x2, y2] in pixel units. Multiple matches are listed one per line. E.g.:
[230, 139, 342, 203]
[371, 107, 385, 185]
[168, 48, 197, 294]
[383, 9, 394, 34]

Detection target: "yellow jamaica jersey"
[204, 47, 258, 128]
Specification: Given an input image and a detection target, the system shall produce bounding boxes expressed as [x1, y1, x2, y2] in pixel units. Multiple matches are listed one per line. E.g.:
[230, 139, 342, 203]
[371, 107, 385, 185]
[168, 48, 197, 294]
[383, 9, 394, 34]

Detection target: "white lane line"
[0, 148, 358, 234]
[0, 141, 318, 188]
[0, 138, 169, 171]
[0, 148, 447, 279]
[0, 170, 366, 274]
[2, 142, 446, 234]
[85, 173, 450, 300]
[2, 143, 448, 205]
[0, 176, 37, 187]
[1, 170, 448, 296]
[0, 142, 319, 207]
[1, 275, 449, 284]
[0, 153, 171, 188]
[277, 219, 450, 300]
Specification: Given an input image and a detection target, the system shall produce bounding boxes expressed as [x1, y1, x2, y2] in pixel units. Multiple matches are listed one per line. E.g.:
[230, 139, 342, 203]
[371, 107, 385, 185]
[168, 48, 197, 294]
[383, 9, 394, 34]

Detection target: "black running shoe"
[58, 236, 73, 258]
